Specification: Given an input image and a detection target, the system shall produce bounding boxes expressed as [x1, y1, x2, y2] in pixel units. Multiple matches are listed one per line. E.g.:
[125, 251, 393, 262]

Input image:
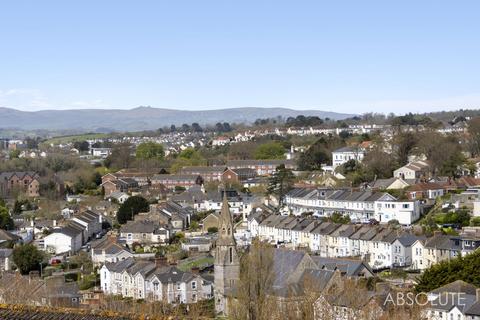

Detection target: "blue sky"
[0, 1, 479, 114]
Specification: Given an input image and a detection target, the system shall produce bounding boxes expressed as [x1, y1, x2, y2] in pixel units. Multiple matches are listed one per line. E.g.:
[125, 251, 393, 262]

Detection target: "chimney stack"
[191, 267, 200, 275]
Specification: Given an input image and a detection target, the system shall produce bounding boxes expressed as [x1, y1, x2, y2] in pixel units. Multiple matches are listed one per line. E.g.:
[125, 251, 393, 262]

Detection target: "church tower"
[214, 193, 240, 315]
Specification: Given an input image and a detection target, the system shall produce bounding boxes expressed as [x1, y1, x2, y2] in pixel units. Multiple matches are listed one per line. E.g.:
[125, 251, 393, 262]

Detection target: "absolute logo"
[383, 292, 467, 307]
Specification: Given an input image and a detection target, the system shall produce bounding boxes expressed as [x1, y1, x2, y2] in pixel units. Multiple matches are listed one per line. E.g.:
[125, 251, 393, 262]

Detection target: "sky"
[0, 1, 479, 115]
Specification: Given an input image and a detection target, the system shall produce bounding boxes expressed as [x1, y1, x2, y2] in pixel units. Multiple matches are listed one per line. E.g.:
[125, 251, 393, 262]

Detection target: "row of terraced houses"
[248, 212, 480, 271]
[284, 188, 421, 225]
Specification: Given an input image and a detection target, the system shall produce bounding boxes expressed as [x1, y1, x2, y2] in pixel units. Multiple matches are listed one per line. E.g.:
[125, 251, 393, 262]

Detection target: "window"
[229, 247, 233, 264]
[191, 281, 197, 289]
[153, 281, 159, 291]
[176, 283, 181, 290]
[192, 293, 197, 302]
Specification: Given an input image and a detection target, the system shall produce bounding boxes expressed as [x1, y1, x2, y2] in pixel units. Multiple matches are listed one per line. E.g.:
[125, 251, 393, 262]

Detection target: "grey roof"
[430, 280, 478, 296]
[286, 188, 394, 203]
[429, 292, 477, 313]
[424, 234, 462, 251]
[332, 146, 359, 153]
[150, 266, 197, 284]
[311, 222, 341, 236]
[152, 174, 201, 181]
[92, 239, 131, 255]
[0, 229, 22, 242]
[395, 234, 426, 246]
[179, 166, 226, 174]
[226, 159, 296, 167]
[120, 220, 166, 234]
[127, 260, 157, 277]
[171, 186, 207, 203]
[53, 225, 83, 238]
[104, 257, 136, 272]
[272, 249, 308, 288]
[466, 300, 480, 316]
[311, 256, 373, 277]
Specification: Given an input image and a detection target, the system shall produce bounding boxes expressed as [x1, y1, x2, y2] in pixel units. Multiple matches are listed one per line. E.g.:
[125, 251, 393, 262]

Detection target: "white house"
[70, 210, 102, 240]
[43, 226, 83, 254]
[91, 148, 112, 158]
[109, 191, 130, 204]
[331, 146, 365, 170]
[393, 160, 430, 180]
[100, 258, 213, 304]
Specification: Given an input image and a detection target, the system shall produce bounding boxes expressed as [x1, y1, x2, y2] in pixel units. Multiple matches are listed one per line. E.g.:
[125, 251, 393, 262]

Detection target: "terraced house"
[285, 188, 420, 225]
[0, 171, 40, 197]
[100, 257, 213, 304]
[248, 212, 426, 270]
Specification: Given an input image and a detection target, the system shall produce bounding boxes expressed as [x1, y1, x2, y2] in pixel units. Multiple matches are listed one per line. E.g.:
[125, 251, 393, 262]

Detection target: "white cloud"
[0, 88, 117, 111]
[0, 88, 52, 110]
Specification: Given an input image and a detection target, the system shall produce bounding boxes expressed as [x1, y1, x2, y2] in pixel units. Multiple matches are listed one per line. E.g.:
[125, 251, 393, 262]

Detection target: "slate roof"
[395, 234, 426, 246]
[226, 159, 296, 167]
[311, 256, 373, 277]
[0, 229, 22, 242]
[332, 146, 360, 153]
[272, 249, 308, 288]
[120, 220, 167, 234]
[152, 174, 201, 181]
[179, 166, 226, 174]
[104, 257, 136, 272]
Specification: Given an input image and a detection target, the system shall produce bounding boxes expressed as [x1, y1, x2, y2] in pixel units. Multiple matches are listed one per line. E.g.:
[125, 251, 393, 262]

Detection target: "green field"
[44, 133, 111, 145]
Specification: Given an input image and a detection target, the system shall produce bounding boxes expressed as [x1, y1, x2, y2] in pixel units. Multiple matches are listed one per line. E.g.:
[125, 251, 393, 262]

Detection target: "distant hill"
[0, 106, 354, 132]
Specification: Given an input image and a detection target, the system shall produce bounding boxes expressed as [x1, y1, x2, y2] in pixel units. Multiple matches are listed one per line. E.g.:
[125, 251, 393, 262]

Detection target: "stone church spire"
[216, 192, 236, 247]
[214, 191, 240, 315]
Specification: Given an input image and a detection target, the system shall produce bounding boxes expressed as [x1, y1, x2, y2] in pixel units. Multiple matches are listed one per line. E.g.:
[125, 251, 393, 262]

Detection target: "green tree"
[0, 206, 14, 230]
[12, 244, 44, 275]
[362, 149, 396, 179]
[415, 250, 480, 293]
[116, 196, 150, 224]
[297, 142, 330, 171]
[73, 140, 90, 152]
[136, 142, 165, 160]
[9, 149, 20, 159]
[267, 164, 295, 207]
[254, 142, 286, 160]
[329, 212, 351, 224]
[104, 143, 134, 169]
[468, 117, 480, 157]
[171, 148, 206, 172]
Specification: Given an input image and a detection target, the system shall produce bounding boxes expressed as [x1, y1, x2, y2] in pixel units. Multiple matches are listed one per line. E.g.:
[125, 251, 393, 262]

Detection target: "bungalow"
[393, 160, 430, 180]
[405, 182, 445, 200]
